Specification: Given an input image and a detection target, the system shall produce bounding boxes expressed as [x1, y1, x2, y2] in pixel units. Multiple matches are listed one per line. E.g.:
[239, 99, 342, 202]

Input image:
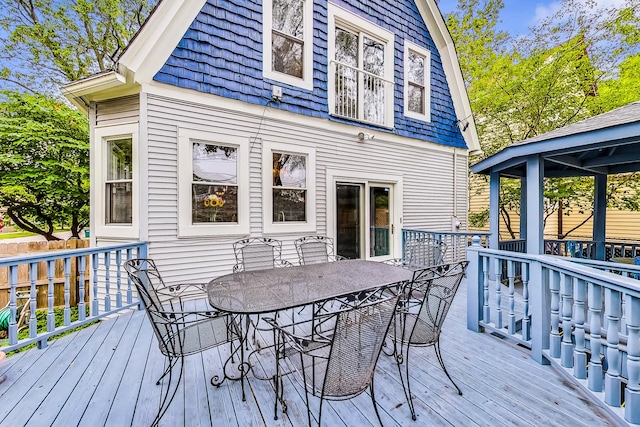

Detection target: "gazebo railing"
[0, 242, 147, 353]
[467, 237, 640, 425]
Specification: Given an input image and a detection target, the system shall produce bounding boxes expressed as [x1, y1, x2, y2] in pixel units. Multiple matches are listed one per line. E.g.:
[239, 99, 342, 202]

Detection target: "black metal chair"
[124, 258, 239, 427]
[383, 236, 447, 270]
[265, 283, 403, 426]
[294, 236, 346, 265]
[387, 261, 468, 420]
[233, 237, 293, 272]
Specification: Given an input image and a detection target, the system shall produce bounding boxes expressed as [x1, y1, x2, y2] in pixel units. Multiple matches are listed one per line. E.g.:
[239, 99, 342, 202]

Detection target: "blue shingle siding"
[154, 0, 466, 149]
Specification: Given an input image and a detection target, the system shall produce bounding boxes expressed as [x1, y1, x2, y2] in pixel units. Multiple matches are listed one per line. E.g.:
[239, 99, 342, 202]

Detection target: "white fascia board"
[118, 0, 207, 84]
[415, 0, 482, 155]
[62, 71, 128, 112]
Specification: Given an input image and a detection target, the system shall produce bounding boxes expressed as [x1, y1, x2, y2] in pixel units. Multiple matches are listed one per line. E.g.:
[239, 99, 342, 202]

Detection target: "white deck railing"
[467, 237, 640, 425]
[401, 229, 491, 263]
[0, 242, 147, 352]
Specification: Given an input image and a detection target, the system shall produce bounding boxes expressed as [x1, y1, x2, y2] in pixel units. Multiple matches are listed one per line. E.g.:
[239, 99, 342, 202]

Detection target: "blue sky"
[436, 0, 628, 36]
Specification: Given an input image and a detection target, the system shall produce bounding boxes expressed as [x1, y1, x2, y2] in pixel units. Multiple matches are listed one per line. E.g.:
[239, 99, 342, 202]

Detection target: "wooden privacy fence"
[0, 239, 90, 309]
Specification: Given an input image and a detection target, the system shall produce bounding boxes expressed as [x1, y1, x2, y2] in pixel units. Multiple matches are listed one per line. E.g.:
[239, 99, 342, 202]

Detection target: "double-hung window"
[328, 5, 395, 128]
[263, 0, 314, 90]
[404, 41, 431, 121]
[263, 141, 316, 234]
[178, 129, 249, 237]
[94, 123, 139, 239]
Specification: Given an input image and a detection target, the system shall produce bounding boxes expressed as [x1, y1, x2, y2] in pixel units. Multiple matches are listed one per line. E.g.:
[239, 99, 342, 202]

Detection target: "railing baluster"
[104, 252, 111, 312]
[561, 272, 573, 368]
[29, 262, 38, 338]
[483, 256, 490, 323]
[574, 277, 587, 379]
[8, 265, 18, 345]
[116, 250, 123, 308]
[92, 253, 99, 316]
[126, 248, 133, 304]
[588, 281, 603, 392]
[605, 288, 622, 406]
[494, 258, 503, 328]
[507, 260, 515, 334]
[522, 262, 530, 341]
[79, 255, 86, 321]
[550, 270, 561, 358]
[64, 257, 71, 326]
[626, 294, 640, 424]
[47, 260, 55, 332]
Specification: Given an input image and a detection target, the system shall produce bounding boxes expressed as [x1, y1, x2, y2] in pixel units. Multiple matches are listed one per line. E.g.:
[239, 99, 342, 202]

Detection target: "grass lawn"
[0, 231, 36, 240]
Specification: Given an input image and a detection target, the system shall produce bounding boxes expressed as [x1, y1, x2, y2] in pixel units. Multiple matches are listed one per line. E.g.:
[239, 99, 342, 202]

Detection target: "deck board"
[0, 280, 622, 427]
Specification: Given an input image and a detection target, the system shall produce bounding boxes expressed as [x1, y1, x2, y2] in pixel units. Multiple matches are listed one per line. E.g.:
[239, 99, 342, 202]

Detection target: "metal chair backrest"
[233, 237, 282, 272]
[321, 290, 400, 398]
[404, 237, 447, 269]
[294, 236, 337, 265]
[404, 261, 467, 346]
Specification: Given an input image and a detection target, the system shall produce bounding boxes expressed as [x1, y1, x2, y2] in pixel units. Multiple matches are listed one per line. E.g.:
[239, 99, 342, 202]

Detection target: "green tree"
[450, 0, 640, 238]
[0, 0, 157, 94]
[0, 91, 90, 240]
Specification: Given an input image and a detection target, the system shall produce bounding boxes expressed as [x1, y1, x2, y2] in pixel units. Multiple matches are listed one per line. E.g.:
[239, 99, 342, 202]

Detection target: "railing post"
[530, 261, 550, 364]
[466, 236, 484, 332]
[550, 270, 561, 358]
[8, 265, 18, 345]
[625, 294, 640, 424]
[521, 262, 531, 341]
[47, 260, 55, 332]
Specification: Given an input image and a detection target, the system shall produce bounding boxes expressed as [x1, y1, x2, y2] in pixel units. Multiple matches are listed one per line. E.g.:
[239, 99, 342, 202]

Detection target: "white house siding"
[95, 95, 140, 127]
[138, 93, 468, 285]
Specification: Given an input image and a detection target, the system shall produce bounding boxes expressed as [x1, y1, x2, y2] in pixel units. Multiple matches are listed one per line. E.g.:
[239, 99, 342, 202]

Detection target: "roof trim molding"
[415, 0, 481, 154]
[62, 71, 128, 111]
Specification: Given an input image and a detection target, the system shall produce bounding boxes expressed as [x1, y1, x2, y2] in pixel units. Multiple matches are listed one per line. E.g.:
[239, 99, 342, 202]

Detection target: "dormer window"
[263, 0, 314, 90]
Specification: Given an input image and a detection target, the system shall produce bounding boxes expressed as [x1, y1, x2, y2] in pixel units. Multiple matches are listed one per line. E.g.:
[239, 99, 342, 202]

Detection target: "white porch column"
[526, 156, 544, 255]
[593, 174, 607, 260]
[489, 171, 500, 250]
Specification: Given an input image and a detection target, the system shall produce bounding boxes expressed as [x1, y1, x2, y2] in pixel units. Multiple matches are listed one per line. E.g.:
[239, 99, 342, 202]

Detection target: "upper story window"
[263, 0, 314, 90]
[105, 137, 133, 224]
[178, 128, 249, 237]
[263, 141, 316, 234]
[328, 4, 395, 128]
[404, 41, 431, 121]
[94, 123, 139, 239]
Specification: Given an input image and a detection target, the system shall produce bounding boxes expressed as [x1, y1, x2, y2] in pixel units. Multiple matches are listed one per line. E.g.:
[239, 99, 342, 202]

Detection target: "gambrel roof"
[63, 0, 480, 153]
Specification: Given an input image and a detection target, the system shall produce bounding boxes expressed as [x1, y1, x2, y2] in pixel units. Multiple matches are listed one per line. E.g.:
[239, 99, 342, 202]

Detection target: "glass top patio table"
[207, 259, 413, 314]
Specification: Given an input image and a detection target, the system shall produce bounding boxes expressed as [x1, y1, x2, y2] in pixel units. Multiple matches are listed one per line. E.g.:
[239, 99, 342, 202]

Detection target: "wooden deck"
[0, 280, 620, 427]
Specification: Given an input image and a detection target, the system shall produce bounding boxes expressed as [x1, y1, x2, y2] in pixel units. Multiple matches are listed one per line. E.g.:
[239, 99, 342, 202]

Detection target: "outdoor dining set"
[124, 235, 468, 427]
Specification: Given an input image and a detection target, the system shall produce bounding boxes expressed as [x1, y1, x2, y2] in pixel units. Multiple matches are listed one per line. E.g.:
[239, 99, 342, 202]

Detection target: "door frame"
[326, 169, 403, 260]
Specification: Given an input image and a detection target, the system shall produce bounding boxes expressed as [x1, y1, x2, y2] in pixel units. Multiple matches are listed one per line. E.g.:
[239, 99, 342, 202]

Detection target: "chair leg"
[397, 344, 417, 421]
[369, 379, 384, 426]
[434, 340, 462, 395]
[152, 355, 184, 427]
[156, 356, 179, 385]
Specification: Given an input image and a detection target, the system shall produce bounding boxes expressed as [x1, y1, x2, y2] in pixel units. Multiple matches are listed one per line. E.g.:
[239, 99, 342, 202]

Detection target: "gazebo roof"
[471, 101, 640, 178]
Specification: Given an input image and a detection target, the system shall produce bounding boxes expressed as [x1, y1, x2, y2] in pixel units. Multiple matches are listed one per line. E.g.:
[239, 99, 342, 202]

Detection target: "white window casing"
[262, 141, 316, 234]
[404, 40, 431, 122]
[94, 123, 140, 239]
[263, 0, 314, 90]
[178, 128, 250, 237]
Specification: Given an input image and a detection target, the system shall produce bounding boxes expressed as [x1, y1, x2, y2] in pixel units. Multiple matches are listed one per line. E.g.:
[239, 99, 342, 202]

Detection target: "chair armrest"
[275, 260, 294, 268]
[263, 316, 332, 353]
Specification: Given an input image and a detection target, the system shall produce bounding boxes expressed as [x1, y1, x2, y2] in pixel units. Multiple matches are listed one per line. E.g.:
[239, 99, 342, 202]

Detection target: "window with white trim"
[328, 5, 395, 128]
[262, 141, 316, 234]
[404, 41, 431, 121]
[263, 0, 314, 90]
[178, 129, 249, 237]
[94, 123, 139, 239]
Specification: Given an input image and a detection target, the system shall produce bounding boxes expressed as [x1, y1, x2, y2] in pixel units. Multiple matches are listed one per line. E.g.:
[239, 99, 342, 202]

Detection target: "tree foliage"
[0, 0, 157, 94]
[449, 0, 640, 238]
[0, 91, 90, 240]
